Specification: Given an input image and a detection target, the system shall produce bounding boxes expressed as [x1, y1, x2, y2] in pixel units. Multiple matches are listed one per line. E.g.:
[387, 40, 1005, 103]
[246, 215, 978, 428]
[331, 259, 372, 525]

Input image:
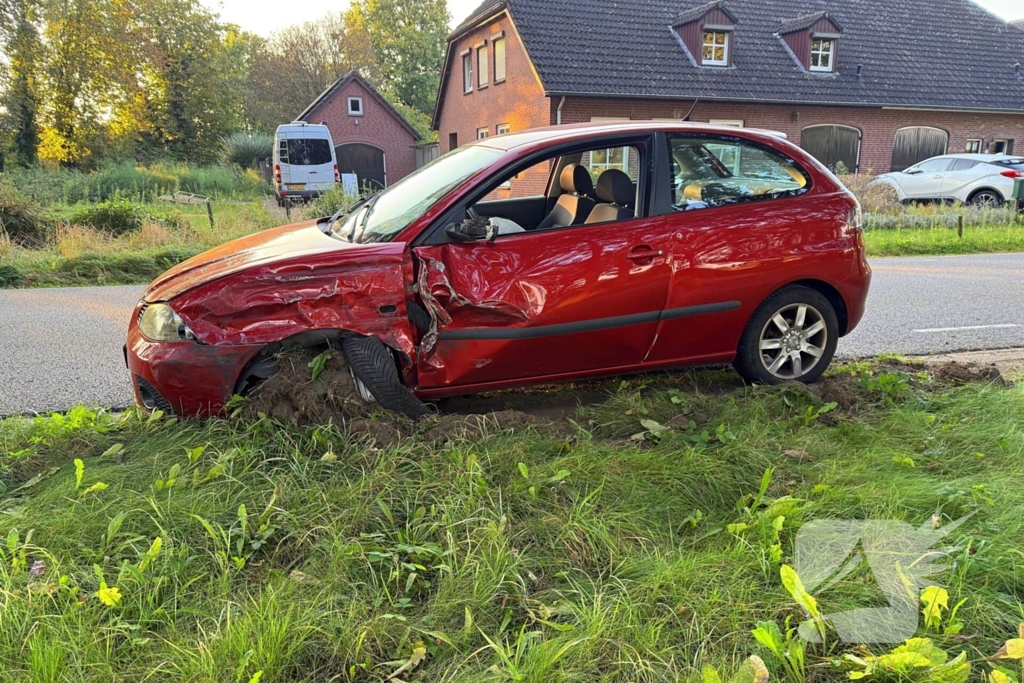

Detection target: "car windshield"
[334, 145, 503, 243]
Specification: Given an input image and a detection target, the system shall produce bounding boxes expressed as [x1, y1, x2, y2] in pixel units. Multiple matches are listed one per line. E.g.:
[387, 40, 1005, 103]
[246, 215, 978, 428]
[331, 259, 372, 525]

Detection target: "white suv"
[871, 154, 1024, 207]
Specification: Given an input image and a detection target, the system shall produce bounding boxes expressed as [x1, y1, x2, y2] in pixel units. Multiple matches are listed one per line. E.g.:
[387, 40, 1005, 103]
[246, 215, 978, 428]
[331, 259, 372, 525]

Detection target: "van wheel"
[734, 286, 838, 385]
[341, 336, 430, 419]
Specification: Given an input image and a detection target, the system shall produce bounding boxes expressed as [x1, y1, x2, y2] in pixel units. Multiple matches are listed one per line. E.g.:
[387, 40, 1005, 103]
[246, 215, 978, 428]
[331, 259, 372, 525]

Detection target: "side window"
[950, 159, 977, 171]
[582, 146, 640, 186]
[916, 158, 952, 173]
[667, 135, 810, 210]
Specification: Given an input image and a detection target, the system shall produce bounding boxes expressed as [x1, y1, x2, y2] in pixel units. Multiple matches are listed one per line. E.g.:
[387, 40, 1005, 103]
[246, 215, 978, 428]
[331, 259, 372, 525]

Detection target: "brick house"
[298, 71, 421, 188]
[433, 0, 1024, 176]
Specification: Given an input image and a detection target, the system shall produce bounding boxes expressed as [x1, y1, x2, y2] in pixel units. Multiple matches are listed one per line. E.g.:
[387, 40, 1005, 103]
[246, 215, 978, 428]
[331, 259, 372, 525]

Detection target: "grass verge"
[863, 224, 1024, 257]
[1, 361, 1022, 681]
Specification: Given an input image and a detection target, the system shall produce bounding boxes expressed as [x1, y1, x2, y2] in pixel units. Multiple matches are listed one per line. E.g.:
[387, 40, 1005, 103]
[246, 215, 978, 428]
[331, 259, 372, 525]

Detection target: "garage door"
[801, 125, 861, 173]
[891, 127, 949, 172]
[336, 143, 386, 190]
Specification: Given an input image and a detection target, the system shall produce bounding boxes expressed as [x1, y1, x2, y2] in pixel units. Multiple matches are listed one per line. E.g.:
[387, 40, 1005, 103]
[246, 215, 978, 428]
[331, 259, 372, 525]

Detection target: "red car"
[127, 121, 871, 418]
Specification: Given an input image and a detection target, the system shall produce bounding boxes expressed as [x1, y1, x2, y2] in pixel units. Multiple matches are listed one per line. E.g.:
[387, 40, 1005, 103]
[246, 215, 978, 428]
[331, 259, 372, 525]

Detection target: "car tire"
[341, 335, 430, 419]
[733, 286, 839, 385]
[970, 190, 1003, 208]
[407, 300, 433, 333]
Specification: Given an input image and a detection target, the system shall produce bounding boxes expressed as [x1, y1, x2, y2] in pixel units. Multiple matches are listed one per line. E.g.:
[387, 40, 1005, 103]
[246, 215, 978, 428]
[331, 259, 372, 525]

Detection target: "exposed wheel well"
[787, 280, 849, 335]
[967, 187, 1004, 202]
[232, 329, 357, 396]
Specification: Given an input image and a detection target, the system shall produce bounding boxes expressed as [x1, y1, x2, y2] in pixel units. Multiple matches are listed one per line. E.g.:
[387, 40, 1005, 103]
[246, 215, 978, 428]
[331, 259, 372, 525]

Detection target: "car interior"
[467, 146, 642, 234]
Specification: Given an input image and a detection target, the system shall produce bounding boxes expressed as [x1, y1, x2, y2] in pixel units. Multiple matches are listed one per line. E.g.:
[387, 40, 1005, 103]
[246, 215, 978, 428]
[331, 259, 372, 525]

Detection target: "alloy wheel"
[972, 191, 1001, 208]
[757, 303, 828, 380]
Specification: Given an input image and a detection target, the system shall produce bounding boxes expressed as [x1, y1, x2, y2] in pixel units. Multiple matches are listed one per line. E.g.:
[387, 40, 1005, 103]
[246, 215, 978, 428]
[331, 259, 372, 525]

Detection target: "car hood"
[143, 219, 367, 301]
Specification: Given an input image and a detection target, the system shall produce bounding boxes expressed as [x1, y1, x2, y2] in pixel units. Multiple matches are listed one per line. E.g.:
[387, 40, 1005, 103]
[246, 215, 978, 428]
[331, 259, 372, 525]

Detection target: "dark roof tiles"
[499, 0, 1024, 111]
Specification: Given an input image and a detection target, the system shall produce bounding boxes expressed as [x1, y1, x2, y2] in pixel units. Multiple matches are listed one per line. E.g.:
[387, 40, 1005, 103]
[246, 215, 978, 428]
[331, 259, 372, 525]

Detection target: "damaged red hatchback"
[127, 121, 871, 418]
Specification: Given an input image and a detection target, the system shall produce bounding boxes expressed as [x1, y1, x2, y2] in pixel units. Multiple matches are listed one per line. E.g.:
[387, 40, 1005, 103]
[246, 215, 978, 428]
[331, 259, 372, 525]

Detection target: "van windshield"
[334, 145, 503, 243]
[283, 138, 333, 165]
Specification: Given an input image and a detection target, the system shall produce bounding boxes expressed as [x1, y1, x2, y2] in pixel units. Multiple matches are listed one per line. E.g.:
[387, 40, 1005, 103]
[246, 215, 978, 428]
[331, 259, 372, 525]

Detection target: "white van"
[273, 122, 339, 205]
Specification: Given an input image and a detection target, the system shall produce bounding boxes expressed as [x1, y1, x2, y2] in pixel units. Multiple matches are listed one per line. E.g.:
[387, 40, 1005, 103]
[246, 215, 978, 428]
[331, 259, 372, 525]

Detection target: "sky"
[202, 0, 1024, 36]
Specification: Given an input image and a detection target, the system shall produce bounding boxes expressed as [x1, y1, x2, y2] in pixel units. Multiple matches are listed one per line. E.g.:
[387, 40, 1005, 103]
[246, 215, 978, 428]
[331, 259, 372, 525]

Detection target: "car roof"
[931, 153, 1022, 162]
[475, 120, 787, 151]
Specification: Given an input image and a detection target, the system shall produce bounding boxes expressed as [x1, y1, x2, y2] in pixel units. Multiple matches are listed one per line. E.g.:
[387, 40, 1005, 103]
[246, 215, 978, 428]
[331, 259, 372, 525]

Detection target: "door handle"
[626, 246, 663, 263]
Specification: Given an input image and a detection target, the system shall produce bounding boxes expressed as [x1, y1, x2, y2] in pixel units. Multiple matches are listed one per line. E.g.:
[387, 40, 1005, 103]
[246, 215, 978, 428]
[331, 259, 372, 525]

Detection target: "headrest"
[559, 164, 593, 195]
[595, 169, 633, 205]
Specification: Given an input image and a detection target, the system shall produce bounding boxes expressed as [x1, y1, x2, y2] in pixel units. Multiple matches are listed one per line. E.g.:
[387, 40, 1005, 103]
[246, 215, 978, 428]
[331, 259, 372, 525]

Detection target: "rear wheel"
[341, 336, 430, 419]
[734, 286, 838, 385]
[970, 190, 1003, 208]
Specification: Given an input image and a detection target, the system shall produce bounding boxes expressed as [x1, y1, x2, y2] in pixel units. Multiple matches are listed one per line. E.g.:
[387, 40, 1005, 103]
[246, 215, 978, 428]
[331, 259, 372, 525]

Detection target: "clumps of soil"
[249, 349, 371, 425]
[927, 360, 1006, 385]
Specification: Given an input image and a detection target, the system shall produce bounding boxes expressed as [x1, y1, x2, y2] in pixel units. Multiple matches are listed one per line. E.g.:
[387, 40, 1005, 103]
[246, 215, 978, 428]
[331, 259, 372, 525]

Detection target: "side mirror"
[904, 168, 922, 175]
[444, 217, 497, 243]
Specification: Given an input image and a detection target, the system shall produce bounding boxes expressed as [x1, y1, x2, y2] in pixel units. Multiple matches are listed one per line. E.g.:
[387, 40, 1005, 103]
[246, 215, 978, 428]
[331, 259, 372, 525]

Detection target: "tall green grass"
[3, 161, 270, 204]
[1, 365, 1021, 681]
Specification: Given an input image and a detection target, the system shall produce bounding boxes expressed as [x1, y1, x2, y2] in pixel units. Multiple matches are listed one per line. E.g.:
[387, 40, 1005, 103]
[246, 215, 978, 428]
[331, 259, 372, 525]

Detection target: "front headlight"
[139, 303, 195, 342]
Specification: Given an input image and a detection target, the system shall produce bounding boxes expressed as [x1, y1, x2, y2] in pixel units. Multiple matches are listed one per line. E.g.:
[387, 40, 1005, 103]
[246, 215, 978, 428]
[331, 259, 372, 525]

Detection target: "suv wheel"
[970, 190, 1003, 208]
[734, 286, 838, 385]
[341, 336, 430, 419]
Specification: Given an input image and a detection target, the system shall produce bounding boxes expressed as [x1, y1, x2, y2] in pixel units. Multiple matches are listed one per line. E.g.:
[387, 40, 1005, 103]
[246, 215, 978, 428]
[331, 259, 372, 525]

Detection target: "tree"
[345, 0, 449, 117]
[0, 0, 42, 166]
[243, 12, 379, 131]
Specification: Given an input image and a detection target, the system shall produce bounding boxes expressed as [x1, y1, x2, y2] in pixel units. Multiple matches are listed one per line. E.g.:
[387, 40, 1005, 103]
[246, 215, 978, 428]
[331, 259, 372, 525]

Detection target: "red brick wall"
[306, 79, 419, 184]
[559, 97, 1024, 173]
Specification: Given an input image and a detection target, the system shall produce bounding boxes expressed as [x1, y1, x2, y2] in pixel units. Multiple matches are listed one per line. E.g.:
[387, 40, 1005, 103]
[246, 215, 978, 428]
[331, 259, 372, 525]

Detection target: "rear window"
[991, 158, 1024, 171]
[281, 138, 333, 166]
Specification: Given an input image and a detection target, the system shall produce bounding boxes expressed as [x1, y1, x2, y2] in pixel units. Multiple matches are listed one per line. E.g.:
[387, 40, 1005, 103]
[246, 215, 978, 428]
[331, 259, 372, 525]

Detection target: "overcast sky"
[204, 0, 1024, 37]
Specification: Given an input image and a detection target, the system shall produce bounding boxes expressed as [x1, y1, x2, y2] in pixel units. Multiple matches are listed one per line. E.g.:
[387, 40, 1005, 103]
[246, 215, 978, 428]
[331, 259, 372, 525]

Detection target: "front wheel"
[734, 286, 839, 385]
[341, 336, 430, 419]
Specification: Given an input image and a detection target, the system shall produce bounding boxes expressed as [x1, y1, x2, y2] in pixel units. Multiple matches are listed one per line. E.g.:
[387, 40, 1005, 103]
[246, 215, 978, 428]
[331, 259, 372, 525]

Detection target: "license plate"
[288, 183, 306, 191]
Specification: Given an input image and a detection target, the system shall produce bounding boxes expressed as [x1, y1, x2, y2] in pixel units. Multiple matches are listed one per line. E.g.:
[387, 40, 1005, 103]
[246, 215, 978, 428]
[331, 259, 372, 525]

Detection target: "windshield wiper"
[352, 191, 382, 243]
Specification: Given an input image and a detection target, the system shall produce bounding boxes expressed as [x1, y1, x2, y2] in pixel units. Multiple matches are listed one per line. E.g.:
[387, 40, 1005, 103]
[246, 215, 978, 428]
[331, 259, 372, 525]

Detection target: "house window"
[702, 31, 729, 66]
[347, 97, 363, 116]
[496, 123, 510, 135]
[710, 119, 744, 127]
[993, 139, 1013, 154]
[477, 45, 489, 88]
[449, 132, 458, 151]
[462, 52, 472, 93]
[965, 139, 982, 153]
[477, 127, 489, 139]
[810, 39, 835, 72]
[493, 36, 506, 82]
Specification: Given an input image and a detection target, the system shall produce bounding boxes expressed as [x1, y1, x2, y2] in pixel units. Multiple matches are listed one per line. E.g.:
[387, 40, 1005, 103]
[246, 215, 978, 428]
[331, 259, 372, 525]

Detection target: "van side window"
[278, 139, 289, 164]
[667, 135, 810, 210]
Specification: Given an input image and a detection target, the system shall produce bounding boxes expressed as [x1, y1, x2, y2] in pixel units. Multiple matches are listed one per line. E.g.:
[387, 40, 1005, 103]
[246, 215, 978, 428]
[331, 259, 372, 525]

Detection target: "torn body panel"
[412, 222, 673, 389]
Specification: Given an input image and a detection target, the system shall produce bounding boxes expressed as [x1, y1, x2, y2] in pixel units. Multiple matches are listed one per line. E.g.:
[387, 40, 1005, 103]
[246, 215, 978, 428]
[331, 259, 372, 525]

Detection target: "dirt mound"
[927, 361, 1005, 385]
[249, 349, 371, 425]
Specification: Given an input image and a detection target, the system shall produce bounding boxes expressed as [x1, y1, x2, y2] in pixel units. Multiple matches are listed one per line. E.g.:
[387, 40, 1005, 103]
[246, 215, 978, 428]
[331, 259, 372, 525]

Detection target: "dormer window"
[702, 30, 729, 66]
[810, 38, 835, 72]
[779, 11, 842, 74]
[672, 0, 738, 68]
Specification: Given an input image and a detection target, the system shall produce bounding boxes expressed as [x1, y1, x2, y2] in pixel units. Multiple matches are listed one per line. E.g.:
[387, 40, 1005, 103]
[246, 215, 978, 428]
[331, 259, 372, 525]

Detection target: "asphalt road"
[1, 252, 1023, 415]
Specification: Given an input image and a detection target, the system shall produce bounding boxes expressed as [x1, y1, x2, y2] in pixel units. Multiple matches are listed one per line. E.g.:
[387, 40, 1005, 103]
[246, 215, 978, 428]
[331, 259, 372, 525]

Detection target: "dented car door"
[413, 222, 672, 390]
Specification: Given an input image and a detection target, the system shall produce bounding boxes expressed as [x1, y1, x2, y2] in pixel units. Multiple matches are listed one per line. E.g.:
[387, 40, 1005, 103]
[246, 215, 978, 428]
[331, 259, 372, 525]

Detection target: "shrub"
[221, 132, 273, 169]
[0, 182, 48, 246]
[69, 199, 146, 235]
[0, 263, 23, 287]
[307, 185, 366, 218]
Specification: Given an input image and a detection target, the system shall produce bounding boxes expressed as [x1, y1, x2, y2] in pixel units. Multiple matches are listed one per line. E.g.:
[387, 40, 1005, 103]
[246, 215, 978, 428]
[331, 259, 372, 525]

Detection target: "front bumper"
[126, 318, 262, 416]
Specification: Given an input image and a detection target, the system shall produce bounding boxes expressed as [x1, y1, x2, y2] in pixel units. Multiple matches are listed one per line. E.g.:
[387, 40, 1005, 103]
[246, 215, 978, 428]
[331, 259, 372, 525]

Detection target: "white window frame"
[965, 139, 982, 153]
[810, 38, 835, 72]
[710, 119, 744, 127]
[462, 52, 472, 94]
[477, 127, 490, 140]
[701, 30, 729, 66]
[493, 35, 506, 83]
[347, 97, 363, 116]
[477, 44, 489, 89]
[993, 139, 1010, 154]
[496, 123, 510, 135]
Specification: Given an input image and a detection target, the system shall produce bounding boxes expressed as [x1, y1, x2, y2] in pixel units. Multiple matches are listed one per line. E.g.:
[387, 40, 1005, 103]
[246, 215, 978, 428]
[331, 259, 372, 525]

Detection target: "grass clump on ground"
[1, 361, 1022, 681]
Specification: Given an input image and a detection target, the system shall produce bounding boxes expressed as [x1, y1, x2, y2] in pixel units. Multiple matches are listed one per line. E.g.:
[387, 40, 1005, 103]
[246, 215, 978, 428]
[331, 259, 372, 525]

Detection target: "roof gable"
[500, 0, 1024, 113]
[673, 0, 737, 28]
[298, 71, 422, 141]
